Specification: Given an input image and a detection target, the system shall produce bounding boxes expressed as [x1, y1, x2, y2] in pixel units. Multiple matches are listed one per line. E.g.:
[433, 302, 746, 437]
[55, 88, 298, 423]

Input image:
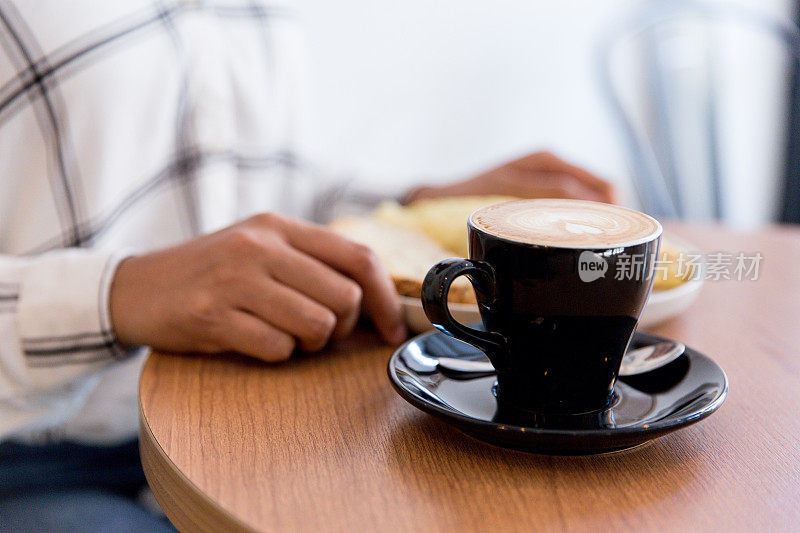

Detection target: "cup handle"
[421, 258, 507, 368]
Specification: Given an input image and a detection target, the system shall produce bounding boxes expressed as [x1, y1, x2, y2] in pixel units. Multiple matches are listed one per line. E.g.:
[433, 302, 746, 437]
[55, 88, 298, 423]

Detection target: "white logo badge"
[578, 251, 608, 282]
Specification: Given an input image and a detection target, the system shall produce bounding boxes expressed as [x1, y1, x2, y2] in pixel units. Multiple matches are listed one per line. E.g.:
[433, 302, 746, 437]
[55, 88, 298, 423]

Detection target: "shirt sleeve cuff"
[16, 249, 133, 360]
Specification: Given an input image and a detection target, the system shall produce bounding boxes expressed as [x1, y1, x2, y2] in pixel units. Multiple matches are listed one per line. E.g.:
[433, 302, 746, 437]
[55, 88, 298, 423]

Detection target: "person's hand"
[407, 151, 617, 204]
[109, 213, 406, 362]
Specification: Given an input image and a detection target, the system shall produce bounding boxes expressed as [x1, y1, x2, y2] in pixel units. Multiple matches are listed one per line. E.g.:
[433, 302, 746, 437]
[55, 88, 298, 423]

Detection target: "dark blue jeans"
[0, 439, 174, 532]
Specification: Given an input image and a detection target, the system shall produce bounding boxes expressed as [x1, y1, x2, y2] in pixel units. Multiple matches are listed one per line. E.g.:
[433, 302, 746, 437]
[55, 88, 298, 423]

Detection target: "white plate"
[402, 297, 480, 334]
[402, 278, 702, 333]
[639, 274, 703, 328]
[401, 238, 704, 333]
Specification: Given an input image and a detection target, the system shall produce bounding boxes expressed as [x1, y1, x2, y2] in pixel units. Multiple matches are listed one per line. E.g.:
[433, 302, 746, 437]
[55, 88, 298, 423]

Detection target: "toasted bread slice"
[652, 240, 697, 290]
[329, 217, 476, 304]
[374, 196, 517, 257]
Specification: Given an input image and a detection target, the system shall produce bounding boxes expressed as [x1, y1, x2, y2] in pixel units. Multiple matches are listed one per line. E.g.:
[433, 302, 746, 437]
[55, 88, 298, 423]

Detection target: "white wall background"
[292, 0, 794, 226]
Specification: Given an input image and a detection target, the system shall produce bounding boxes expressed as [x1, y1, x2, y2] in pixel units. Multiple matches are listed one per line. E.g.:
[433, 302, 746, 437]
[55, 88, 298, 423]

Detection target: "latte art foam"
[470, 199, 661, 248]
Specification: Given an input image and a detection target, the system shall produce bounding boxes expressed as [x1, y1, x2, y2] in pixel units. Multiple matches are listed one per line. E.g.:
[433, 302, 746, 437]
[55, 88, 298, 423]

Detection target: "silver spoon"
[411, 341, 685, 378]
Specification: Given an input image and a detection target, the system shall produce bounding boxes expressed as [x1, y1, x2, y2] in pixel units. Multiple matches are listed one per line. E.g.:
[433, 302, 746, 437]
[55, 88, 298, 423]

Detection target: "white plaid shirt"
[0, 0, 397, 444]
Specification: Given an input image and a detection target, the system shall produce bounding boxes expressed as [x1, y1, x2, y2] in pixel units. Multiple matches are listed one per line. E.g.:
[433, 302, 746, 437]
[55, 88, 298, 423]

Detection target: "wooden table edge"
[138, 371, 254, 533]
[135, 225, 800, 531]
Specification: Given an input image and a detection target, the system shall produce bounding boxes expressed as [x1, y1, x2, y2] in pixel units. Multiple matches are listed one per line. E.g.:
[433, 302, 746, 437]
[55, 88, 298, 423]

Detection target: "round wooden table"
[139, 224, 800, 531]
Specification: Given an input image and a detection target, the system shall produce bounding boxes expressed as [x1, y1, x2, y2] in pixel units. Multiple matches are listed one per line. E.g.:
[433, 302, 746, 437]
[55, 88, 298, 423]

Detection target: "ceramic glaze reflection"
[388, 330, 729, 455]
[470, 199, 662, 248]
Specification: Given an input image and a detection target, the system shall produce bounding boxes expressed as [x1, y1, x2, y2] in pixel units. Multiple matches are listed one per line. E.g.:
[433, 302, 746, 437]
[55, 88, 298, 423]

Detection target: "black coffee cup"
[422, 200, 661, 416]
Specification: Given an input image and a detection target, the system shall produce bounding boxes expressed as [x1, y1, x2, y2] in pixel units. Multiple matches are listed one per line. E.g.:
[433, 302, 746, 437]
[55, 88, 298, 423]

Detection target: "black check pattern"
[0, 282, 18, 313]
[1, 0, 296, 252]
[0, 2, 86, 246]
[0, 1, 306, 366]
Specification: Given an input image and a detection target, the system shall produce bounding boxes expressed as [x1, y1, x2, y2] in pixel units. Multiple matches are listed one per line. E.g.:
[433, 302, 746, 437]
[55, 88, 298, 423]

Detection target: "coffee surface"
[470, 199, 661, 248]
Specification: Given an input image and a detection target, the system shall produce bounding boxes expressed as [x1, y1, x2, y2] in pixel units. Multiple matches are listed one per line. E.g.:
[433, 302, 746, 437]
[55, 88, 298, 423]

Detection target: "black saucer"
[388, 330, 727, 455]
